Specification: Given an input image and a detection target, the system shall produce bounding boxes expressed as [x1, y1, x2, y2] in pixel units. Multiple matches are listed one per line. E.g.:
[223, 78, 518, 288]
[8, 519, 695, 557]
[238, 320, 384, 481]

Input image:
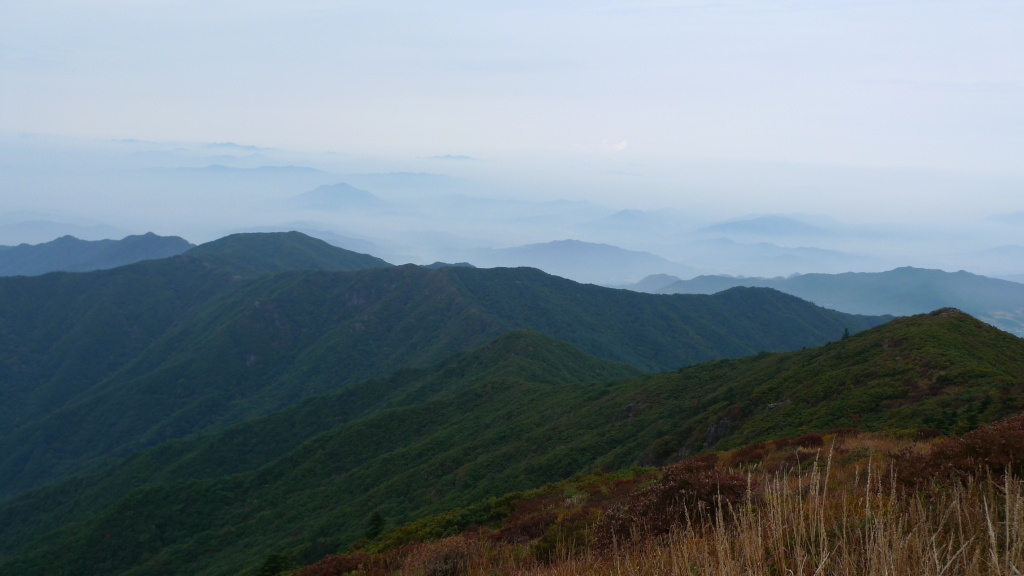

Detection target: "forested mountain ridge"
[0, 233, 886, 499]
[651, 266, 1024, 335]
[0, 309, 1018, 576]
[183, 230, 392, 276]
[0, 329, 641, 564]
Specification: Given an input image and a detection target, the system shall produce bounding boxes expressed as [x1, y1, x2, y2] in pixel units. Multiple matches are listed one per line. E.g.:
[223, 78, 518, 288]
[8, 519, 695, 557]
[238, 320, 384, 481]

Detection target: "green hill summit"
[184, 231, 392, 277]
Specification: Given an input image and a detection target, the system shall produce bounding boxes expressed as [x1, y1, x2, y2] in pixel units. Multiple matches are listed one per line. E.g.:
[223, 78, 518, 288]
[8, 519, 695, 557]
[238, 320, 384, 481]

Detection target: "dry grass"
[385, 449, 1023, 575]
[298, 429, 1024, 576]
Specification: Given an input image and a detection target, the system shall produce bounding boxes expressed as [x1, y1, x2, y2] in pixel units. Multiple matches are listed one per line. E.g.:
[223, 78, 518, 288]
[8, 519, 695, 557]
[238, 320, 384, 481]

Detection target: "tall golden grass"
[296, 429, 1024, 576]
[376, 446, 1024, 576]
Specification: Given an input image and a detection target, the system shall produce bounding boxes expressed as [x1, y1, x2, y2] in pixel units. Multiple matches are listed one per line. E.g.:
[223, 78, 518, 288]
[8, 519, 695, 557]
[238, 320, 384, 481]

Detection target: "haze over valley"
[4, 133, 1024, 287]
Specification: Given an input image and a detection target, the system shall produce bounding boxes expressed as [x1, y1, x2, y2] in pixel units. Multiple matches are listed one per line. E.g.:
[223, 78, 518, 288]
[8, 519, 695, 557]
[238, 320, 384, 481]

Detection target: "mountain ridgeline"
[0, 232, 193, 276]
[0, 309, 1020, 576]
[184, 230, 391, 277]
[643, 266, 1024, 335]
[0, 232, 887, 500]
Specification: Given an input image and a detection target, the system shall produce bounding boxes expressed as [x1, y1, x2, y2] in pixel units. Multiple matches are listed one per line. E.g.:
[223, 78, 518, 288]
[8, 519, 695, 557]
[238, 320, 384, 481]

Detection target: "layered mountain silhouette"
[699, 215, 830, 237]
[0, 232, 192, 276]
[642, 266, 1024, 335]
[290, 182, 389, 211]
[0, 220, 129, 246]
[472, 239, 701, 285]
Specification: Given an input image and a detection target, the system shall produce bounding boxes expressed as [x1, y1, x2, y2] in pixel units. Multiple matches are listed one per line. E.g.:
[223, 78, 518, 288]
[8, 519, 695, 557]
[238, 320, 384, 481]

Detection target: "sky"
[2, 1, 1024, 269]
[4, 1, 1022, 167]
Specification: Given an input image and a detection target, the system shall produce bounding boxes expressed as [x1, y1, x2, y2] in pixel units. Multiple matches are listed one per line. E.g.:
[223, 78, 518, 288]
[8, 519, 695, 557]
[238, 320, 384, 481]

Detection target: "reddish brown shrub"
[791, 433, 824, 449]
[294, 553, 368, 576]
[582, 474, 653, 501]
[898, 413, 1024, 487]
[915, 427, 944, 440]
[493, 511, 558, 543]
[822, 427, 860, 438]
[765, 452, 802, 474]
[592, 456, 748, 548]
[730, 442, 769, 466]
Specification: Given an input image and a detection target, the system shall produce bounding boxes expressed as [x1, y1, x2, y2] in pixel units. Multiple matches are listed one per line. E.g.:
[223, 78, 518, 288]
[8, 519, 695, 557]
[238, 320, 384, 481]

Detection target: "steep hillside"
[0, 232, 192, 276]
[0, 250, 884, 499]
[0, 256, 236, 436]
[0, 330, 641, 564]
[1, 309, 1017, 576]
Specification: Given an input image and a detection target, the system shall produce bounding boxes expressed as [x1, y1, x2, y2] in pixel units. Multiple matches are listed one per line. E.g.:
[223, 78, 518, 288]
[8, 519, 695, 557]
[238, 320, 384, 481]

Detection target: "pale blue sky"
[4, 1, 1021, 169]
[2, 1, 1024, 226]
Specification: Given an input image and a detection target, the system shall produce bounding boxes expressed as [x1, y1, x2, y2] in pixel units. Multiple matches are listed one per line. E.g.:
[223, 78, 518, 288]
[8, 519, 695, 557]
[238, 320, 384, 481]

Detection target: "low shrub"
[898, 412, 1024, 487]
[592, 455, 748, 548]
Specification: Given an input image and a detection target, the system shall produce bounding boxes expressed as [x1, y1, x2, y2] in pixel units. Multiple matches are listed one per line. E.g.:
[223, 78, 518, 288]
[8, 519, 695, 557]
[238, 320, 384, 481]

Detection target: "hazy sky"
[4, 1, 1022, 170]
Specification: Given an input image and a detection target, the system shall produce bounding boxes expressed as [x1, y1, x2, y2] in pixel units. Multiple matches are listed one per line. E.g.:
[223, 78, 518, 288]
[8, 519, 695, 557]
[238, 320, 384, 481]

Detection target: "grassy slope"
[1, 309, 1019, 576]
[323, 420, 1024, 576]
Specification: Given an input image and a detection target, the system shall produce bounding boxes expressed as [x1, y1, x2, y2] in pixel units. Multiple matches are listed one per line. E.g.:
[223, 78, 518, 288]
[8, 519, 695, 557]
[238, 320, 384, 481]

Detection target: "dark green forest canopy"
[1, 309, 1019, 576]
[183, 231, 392, 277]
[0, 235, 885, 499]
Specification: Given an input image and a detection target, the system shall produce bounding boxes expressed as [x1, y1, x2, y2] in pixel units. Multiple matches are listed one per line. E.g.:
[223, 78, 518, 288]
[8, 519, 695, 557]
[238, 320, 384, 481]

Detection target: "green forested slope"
[0, 256, 237, 435]
[0, 242, 885, 499]
[1, 310, 1019, 576]
[444, 266, 883, 371]
[184, 231, 391, 276]
[0, 234, 397, 498]
[0, 330, 640, 574]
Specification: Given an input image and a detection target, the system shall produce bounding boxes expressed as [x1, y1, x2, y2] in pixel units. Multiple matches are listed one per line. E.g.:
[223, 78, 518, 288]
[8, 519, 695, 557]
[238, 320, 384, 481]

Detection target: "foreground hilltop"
[0, 307, 1019, 576]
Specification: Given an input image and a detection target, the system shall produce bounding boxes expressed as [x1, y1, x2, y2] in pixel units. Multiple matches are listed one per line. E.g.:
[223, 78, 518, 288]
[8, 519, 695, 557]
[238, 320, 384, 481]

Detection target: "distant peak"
[185, 231, 391, 277]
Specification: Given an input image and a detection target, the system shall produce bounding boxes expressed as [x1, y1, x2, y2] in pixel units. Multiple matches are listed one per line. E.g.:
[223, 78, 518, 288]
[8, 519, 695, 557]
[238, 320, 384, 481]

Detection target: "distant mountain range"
[0, 232, 193, 276]
[629, 266, 1024, 335]
[472, 239, 702, 285]
[699, 215, 830, 237]
[290, 182, 389, 211]
[0, 220, 131, 247]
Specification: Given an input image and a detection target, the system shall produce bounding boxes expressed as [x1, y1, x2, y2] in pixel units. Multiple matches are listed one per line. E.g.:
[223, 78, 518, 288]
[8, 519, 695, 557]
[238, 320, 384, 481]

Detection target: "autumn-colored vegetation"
[292, 415, 1024, 576]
